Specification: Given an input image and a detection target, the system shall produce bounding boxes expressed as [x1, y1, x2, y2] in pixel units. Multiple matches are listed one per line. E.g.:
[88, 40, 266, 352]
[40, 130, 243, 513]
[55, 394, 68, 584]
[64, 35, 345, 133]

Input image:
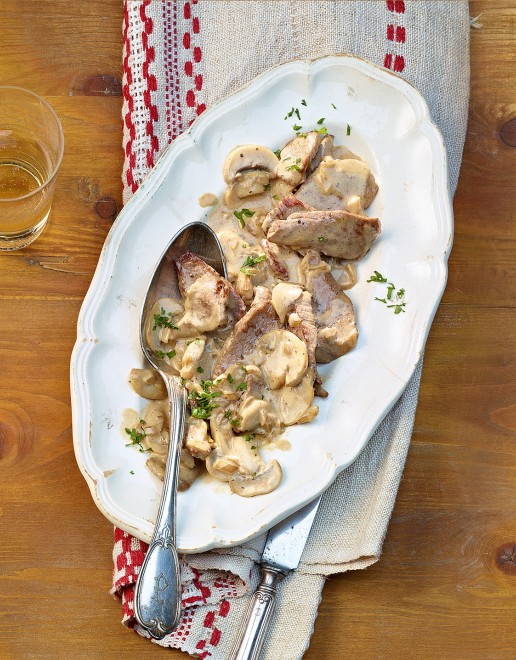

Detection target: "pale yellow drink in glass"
[0, 87, 64, 250]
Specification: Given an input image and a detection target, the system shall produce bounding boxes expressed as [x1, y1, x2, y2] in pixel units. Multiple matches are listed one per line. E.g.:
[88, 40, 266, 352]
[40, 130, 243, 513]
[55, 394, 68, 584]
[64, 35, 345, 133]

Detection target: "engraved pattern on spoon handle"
[228, 565, 286, 660]
[134, 376, 186, 639]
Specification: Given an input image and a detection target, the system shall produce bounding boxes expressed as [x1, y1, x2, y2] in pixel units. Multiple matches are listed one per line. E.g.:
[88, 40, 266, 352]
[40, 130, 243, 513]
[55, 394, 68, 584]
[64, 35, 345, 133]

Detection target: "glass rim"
[0, 86, 64, 203]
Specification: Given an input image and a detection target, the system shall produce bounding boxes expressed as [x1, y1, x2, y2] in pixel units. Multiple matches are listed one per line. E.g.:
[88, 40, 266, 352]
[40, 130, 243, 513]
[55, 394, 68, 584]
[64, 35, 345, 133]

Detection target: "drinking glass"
[0, 87, 64, 250]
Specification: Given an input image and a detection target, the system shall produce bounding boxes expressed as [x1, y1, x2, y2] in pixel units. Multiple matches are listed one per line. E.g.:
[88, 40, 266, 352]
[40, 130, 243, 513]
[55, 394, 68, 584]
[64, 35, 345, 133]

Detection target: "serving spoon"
[134, 221, 226, 639]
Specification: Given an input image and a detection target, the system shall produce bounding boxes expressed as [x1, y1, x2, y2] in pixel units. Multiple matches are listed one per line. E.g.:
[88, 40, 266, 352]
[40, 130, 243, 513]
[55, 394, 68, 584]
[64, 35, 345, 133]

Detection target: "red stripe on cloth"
[122, 3, 137, 194]
[140, 0, 159, 168]
[383, 0, 406, 73]
[183, 1, 204, 125]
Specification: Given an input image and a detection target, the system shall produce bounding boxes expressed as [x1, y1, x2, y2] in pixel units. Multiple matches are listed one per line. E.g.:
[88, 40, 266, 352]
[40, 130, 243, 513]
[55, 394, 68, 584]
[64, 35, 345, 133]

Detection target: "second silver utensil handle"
[229, 565, 287, 660]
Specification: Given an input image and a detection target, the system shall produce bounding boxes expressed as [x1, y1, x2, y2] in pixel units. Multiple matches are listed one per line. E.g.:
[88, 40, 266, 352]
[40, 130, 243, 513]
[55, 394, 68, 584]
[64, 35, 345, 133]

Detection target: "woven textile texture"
[114, 2, 470, 658]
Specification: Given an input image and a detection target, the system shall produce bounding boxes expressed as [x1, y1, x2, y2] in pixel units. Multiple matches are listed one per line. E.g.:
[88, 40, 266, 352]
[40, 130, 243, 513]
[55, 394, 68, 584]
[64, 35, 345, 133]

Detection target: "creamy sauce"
[126, 134, 378, 497]
[198, 192, 218, 207]
[312, 157, 371, 207]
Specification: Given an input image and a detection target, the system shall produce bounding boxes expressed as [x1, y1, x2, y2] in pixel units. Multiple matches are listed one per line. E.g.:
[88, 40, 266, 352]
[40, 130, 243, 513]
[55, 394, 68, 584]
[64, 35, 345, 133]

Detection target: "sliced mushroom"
[184, 417, 212, 459]
[252, 329, 308, 390]
[180, 336, 206, 379]
[270, 282, 304, 324]
[129, 368, 167, 400]
[238, 371, 277, 433]
[297, 404, 319, 424]
[146, 454, 166, 480]
[229, 459, 282, 497]
[223, 145, 279, 185]
[274, 372, 315, 426]
[311, 157, 378, 210]
[235, 271, 254, 304]
[205, 447, 239, 482]
[145, 298, 184, 351]
[142, 400, 169, 434]
[269, 178, 294, 201]
[179, 448, 200, 490]
[330, 260, 357, 291]
[144, 430, 169, 455]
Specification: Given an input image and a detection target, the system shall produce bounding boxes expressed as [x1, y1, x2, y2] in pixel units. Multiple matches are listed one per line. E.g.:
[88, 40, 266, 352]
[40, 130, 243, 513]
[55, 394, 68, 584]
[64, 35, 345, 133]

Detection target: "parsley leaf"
[233, 208, 254, 228]
[153, 307, 179, 330]
[154, 349, 176, 360]
[240, 254, 266, 275]
[125, 427, 151, 453]
[367, 271, 388, 283]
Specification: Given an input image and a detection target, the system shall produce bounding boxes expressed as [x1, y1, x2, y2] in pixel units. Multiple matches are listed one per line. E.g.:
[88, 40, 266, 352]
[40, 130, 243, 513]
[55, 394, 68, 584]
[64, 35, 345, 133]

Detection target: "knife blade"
[229, 495, 322, 660]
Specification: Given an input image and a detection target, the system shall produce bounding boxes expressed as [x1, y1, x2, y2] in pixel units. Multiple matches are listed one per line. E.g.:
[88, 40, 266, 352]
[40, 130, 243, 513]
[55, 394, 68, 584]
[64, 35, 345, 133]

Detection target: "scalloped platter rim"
[70, 54, 453, 552]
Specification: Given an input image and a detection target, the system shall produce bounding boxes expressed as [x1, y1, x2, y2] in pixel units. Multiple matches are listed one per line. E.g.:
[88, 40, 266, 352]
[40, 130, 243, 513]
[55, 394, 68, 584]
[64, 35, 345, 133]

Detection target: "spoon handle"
[134, 376, 186, 639]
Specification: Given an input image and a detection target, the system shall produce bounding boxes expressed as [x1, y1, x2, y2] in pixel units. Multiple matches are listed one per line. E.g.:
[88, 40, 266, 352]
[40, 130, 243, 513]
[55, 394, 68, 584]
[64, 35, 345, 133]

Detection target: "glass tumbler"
[0, 87, 64, 250]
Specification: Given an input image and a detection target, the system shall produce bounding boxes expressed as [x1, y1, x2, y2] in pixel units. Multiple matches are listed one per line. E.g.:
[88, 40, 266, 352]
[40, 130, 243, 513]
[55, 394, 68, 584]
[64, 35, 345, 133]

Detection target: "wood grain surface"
[0, 1, 515, 658]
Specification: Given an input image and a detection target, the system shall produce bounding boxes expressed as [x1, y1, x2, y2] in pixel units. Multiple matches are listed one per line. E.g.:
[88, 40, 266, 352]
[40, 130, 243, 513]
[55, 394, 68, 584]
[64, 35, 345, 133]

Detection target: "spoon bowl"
[134, 221, 226, 639]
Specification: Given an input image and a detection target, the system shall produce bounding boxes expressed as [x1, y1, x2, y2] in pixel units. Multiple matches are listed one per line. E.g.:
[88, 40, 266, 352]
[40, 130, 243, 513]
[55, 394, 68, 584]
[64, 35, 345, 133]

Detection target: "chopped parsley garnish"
[272, 194, 280, 201]
[284, 107, 301, 121]
[315, 126, 328, 135]
[188, 380, 222, 420]
[243, 433, 255, 443]
[235, 382, 247, 392]
[229, 418, 240, 427]
[274, 149, 281, 159]
[292, 123, 302, 132]
[318, 236, 325, 242]
[227, 373, 234, 384]
[347, 124, 351, 135]
[317, 117, 325, 125]
[301, 99, 307, 106]
[368, 272, 407, 314]
[367, 271, 388, 283]
[331, 102, 337, 109]
[234, 208, 254, 228]
[153, 307, 178, 330]
[130, 470, 134, 475]
[286, 158, 302, 173]
[263, 183, 271, 191]
[240, 253, 266, 275]
[197, 366, 204, 373]
[124, 427, 151, 453]
[154, 349, 176, 360]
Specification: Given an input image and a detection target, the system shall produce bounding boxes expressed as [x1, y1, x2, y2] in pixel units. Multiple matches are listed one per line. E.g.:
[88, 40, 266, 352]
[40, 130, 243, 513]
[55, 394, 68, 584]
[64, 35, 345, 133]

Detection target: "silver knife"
[229, 495, 322, 660]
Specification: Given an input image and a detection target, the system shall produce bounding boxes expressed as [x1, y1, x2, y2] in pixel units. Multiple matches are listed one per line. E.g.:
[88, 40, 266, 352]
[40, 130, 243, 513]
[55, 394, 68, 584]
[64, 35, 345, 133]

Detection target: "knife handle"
[229, 565, 287, 660]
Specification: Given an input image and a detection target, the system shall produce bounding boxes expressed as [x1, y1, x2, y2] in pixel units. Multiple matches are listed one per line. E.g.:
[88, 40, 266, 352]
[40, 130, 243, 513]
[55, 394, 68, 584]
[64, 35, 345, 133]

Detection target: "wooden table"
[1, 1, 515, 657]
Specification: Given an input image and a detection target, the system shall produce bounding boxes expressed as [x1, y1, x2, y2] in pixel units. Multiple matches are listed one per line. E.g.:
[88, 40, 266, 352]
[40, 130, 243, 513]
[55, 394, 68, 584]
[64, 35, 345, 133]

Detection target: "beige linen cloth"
[116, 2, 470, 657]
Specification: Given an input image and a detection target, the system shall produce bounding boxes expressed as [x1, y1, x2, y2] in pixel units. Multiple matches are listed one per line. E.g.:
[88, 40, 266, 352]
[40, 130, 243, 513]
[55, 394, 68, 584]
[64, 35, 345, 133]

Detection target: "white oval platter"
[71, 55, 453, 552]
